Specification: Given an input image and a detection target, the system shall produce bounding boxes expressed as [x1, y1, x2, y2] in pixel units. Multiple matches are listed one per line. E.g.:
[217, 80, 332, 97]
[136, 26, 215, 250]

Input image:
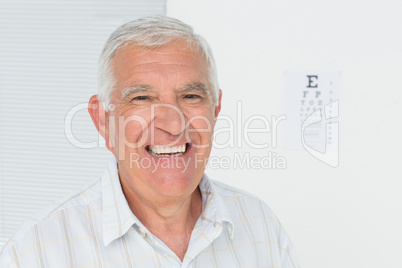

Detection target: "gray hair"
[98, 15, 219, 111]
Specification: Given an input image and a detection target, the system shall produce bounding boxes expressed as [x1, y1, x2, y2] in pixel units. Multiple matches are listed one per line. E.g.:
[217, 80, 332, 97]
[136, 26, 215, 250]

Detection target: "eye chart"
[283, 71, 340, 164]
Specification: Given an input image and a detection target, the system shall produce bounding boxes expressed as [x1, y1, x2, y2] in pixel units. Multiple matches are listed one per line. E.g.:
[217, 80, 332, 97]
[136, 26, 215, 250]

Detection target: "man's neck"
[125, 185, 202, 232]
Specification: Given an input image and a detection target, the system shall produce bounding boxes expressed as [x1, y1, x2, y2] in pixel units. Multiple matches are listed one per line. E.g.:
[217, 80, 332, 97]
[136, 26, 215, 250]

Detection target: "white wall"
[168, 0, 402, 267]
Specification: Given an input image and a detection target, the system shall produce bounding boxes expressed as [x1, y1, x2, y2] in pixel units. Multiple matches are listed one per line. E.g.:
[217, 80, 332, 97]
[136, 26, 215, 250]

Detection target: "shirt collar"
[101, 159, 235, 246]
[102, 158, 137, 247]
[198, 174, 235, 239]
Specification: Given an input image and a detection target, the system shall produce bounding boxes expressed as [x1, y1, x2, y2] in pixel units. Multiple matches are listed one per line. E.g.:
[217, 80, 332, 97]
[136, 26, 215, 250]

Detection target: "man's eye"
[184, 94, 201, 99]
[132, 96, 149, 101]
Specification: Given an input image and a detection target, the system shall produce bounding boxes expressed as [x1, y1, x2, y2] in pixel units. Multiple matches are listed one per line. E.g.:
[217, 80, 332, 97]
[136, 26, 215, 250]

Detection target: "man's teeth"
[149, 144, 186, 155]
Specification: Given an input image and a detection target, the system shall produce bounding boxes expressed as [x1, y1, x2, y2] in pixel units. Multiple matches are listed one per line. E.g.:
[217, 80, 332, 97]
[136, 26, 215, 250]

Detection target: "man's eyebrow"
[121, 85, 152, 100]
[121, 83, 209, 100]
[180, 82, 210, 95]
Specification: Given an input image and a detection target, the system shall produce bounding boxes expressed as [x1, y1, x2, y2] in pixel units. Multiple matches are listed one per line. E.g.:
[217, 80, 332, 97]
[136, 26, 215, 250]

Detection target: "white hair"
[98, 15, 219, 111]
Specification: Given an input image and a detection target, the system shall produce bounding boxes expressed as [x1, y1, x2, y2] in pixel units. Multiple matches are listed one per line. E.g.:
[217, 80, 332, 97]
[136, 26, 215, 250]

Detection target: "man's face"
[105, 40, 221, 200]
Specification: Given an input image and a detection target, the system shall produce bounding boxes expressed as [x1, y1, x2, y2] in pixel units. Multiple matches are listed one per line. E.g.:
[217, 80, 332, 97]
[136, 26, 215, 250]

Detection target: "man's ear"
[88, 95, 108, 142]
[214, 89, 222, 119]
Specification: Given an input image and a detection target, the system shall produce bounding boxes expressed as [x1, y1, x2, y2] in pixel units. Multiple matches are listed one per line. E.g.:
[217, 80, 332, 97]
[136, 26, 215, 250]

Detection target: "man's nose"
[152, 103, 187, 136]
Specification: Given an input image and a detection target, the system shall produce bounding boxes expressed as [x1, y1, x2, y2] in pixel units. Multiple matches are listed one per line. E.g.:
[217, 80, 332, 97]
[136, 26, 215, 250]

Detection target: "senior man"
[0, 16, 299, 267]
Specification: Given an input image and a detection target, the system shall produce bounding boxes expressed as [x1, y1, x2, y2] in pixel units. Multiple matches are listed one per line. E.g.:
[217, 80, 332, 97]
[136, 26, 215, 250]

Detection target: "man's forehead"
[112, 41, 208, 77]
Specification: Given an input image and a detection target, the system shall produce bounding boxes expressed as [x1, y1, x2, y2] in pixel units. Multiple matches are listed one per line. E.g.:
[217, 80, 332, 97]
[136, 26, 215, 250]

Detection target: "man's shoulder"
[0, 178, 102, 259]
[208, 178, 299, 267]
[26, 177, 102, 222]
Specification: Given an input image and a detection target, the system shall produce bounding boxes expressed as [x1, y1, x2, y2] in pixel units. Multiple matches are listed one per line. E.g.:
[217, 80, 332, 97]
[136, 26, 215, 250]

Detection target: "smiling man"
[0, 16, 299, 267]
[90, 37, 221, 261]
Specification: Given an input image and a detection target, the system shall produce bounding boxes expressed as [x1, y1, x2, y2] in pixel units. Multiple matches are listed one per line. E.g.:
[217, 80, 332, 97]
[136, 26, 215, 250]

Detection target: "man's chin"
[146, 169, 201, 197]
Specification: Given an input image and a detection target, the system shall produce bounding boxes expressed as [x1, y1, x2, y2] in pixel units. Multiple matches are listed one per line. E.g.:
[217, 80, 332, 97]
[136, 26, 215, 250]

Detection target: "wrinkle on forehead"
[113, 41, 206, 69]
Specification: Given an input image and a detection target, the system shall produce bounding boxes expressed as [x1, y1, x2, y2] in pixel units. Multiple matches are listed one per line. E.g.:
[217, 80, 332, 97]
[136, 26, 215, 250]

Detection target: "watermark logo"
[64, 99, 339, 171]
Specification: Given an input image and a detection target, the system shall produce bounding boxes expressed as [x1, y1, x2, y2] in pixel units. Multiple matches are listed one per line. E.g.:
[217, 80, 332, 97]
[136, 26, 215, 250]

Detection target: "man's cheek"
[187, 127, 213, 150]
[124, 122, 142, 143]
[116, 115, 148, 148]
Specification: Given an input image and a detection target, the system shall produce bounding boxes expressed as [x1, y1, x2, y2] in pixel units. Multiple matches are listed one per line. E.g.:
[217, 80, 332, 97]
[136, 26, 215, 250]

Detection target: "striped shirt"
[0, 159, 299, 267]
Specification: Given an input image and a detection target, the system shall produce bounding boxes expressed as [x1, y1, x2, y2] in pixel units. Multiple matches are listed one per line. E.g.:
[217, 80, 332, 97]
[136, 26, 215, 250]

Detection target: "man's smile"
[145, 143, 191, 157]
